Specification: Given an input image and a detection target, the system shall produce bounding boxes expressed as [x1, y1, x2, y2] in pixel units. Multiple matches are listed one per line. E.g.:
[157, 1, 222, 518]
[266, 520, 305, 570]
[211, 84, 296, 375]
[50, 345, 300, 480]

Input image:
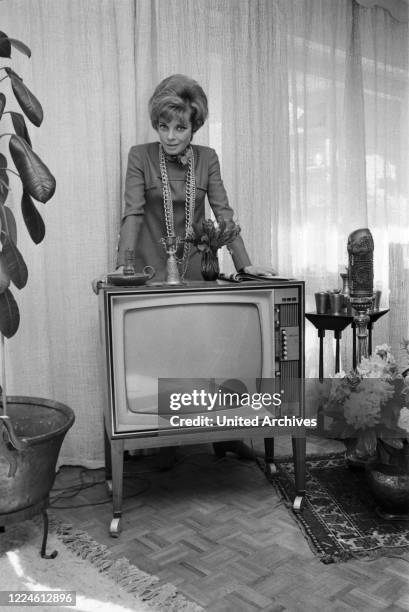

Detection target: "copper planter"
[0, 397, 75, 517]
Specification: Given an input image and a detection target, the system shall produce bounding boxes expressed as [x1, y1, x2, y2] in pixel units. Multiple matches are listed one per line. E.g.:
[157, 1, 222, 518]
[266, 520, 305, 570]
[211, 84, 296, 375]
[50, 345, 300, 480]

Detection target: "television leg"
[109, 438, 124, 538]
[104, 427, 112, 495]
[264, 438, 277, 476]
[292, 437, 306, 513]
[110, 516, 122, 537]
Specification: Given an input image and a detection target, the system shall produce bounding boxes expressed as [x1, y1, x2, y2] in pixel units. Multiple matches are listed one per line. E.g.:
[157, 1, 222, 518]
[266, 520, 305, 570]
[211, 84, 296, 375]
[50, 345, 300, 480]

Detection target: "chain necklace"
[159, 143, 196, 279]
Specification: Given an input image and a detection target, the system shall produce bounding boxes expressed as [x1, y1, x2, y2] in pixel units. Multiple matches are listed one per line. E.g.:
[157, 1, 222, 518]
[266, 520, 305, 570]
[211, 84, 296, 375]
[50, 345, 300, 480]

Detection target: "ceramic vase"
[366, 440, 409, 519]
[201, 250, 219, 281]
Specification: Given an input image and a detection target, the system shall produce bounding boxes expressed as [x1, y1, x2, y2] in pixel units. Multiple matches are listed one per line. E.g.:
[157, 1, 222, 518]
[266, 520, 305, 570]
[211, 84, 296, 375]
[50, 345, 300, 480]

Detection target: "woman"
[115, 74, 274, 280]
[115, 74, 273, 461]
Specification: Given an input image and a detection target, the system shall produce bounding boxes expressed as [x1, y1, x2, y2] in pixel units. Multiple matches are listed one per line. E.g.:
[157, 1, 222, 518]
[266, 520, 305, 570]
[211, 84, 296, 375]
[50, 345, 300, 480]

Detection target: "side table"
[305, 309, 389, 380]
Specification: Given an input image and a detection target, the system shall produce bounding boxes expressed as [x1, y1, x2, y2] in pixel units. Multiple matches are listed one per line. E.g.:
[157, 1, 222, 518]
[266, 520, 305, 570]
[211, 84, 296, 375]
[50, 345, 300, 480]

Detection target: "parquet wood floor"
[51, 437, 409, 611]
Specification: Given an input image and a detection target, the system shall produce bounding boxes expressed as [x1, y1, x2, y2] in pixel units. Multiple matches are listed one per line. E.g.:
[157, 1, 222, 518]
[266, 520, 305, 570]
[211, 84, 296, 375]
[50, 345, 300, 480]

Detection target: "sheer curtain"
[0, 0, 407, 466]
[275, 0, 409, 373]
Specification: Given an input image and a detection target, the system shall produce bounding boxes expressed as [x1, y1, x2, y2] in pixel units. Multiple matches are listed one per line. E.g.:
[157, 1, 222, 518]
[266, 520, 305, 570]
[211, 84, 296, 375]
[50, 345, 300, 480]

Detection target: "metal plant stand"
[0, 498, 57, 559]
[306, 309, 389, 378]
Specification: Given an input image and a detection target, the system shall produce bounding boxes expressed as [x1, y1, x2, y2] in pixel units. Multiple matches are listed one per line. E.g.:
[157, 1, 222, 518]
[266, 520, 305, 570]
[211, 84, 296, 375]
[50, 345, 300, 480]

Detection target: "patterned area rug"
[273, 453, 409, 564]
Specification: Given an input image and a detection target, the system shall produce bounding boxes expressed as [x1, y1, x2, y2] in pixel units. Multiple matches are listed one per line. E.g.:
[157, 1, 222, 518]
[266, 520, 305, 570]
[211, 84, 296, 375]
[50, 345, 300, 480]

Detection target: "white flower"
[356, 347, 400, 380]
[343, 379, 394, 430]
[397, 407, 409, 433]
[344, 398, 381, 428]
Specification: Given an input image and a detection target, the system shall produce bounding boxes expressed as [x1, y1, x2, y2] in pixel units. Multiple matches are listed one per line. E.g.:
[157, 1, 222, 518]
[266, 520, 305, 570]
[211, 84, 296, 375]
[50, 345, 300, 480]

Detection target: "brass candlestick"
[162, 235, 183, 285]
[123, 249, 136, 275]
[350, 296, 373, 363]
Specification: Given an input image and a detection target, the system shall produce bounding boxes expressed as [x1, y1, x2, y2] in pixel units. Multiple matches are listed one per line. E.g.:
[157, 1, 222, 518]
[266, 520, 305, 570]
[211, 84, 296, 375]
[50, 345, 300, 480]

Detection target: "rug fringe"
[49, 516, 203, 612]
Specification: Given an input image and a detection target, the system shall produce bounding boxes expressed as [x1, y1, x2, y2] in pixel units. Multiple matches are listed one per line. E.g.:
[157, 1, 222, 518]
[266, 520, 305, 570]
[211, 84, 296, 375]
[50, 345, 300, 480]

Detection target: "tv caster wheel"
[264, 462, 277, 477]
[109, 517, 122, 537]
[293, 495, 304, 513]
[106, 480, 113, 496]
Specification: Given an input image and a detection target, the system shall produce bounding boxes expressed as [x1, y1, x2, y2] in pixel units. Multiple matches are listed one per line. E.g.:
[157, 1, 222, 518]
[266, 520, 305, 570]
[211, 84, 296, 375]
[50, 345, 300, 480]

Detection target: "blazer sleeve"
[116, 146, 146, 267]
[206, 149, 251, 271]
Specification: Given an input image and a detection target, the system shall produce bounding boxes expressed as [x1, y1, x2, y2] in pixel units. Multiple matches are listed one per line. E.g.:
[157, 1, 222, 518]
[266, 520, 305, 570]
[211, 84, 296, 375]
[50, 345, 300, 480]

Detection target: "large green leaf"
[9, 135, 56, 203]
[4, 68, 43, 127]
[21, 191, 45, 244]
[0, 93, 6, 121]
[0, 288, 20, 337]
[2, 235, 28, 289]
[0, 32, 30, 58]
[0, 154, 9, 206]
[8, 38, 31, 58]
[0, 179, 10, 206]
[0, 253, 10, 293]
[0, 32, 11, 58]
[10, 112, 32, 147]
[0, 205, 17, 244]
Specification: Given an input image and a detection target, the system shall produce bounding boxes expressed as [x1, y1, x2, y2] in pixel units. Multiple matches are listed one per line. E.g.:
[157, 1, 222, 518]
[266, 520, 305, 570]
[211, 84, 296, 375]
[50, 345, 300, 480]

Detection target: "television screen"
[124, 302, 263, 414]
[108, 288, 276, 433]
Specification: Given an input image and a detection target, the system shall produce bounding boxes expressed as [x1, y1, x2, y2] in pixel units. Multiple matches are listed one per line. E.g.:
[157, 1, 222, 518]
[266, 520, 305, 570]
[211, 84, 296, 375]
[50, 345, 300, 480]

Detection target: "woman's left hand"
[243, 264, 277, 277]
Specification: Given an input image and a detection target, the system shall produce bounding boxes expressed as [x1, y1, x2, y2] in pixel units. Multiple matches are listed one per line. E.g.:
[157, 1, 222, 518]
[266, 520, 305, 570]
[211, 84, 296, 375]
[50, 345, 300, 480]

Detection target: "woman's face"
[157, 110, 192, 156]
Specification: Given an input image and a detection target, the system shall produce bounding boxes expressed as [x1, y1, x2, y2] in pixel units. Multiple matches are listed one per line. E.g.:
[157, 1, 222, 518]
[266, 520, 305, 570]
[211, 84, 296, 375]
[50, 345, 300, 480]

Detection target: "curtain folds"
[0, 0, 407, 465]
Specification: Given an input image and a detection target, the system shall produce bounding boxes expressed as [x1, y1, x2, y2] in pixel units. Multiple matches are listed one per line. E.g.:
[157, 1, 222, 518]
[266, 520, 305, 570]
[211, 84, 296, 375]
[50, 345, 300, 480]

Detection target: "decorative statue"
[347, 228, 374, 298]
[347, 228, 374, 364]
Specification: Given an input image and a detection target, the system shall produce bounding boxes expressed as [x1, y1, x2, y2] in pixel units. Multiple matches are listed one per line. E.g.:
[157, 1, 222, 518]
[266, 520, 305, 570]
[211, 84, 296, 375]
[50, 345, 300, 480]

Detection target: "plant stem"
[0, 167, 19, 178]
[0, 333, 7, 416]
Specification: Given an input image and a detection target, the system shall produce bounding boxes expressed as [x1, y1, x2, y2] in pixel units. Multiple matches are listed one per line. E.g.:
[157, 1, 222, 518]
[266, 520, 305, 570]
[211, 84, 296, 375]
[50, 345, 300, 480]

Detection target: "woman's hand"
[242, 264, 276, 278]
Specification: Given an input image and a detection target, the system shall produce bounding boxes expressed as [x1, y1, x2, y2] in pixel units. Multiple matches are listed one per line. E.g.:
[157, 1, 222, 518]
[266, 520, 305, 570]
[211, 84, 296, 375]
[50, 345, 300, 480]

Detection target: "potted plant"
[185, 216, 241, 281]
[322, 343, 409, 518]
[0, 30, 74, 557]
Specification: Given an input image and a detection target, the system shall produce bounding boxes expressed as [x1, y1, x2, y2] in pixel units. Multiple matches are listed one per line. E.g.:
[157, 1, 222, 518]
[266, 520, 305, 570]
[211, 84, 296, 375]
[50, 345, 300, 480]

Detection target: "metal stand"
[350, 297, 373, 364]
[306, 310, 389, 377]
[41, 509, 58, 559]
[305, 314, 352, 381]
[0, 498, 57, 559]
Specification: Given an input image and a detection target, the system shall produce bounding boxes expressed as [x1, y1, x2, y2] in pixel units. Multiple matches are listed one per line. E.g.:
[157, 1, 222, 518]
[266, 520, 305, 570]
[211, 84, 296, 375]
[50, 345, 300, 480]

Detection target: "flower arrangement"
[186, 217, 241, 253]
[322, 343, 409, 460]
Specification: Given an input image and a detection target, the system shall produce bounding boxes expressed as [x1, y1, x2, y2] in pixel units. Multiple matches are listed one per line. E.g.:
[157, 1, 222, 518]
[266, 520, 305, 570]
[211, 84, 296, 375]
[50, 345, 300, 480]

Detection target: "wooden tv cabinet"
[98, 279, 306, 537]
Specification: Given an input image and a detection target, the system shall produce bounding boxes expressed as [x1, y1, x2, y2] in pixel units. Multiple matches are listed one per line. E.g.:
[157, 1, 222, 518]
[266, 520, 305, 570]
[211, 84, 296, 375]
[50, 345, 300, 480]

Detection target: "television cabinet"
[98, 279, 305, 537]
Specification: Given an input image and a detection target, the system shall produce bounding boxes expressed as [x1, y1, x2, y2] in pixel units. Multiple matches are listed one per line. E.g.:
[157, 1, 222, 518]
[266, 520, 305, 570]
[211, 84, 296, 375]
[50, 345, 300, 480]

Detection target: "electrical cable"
[50, 475, 152, 510]
[49, 448, 269, 510]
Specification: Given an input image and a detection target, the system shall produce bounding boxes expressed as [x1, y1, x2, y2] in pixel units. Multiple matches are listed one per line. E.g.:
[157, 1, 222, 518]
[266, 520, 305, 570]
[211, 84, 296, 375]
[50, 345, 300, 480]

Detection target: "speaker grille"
[280, 360, 299, 380]
[280, 304, 298, 327]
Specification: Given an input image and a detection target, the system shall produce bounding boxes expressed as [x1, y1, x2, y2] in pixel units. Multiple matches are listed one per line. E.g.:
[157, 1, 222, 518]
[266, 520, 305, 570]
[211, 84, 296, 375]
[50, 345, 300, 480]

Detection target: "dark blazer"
[116, 142, 251, 281]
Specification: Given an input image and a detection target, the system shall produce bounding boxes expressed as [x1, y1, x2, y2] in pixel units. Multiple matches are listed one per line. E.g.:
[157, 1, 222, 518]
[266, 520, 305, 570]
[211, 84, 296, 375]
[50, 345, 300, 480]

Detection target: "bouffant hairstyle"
[149, 74, 208, 134]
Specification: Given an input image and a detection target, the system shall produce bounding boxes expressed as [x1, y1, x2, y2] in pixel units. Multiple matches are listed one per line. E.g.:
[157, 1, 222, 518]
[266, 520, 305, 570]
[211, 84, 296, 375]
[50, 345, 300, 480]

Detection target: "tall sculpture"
[347, 228, 374, 364]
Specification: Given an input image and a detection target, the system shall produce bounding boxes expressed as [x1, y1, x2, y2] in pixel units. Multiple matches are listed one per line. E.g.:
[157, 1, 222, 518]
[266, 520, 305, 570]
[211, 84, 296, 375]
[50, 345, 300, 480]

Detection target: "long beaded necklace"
[159, 143, 196, 279]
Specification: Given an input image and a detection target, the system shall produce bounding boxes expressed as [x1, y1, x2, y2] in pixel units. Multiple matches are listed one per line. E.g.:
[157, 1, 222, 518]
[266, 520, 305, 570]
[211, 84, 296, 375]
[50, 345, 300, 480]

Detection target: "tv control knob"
[282, 330, 287, 336]
[283, 349, 288, 357]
